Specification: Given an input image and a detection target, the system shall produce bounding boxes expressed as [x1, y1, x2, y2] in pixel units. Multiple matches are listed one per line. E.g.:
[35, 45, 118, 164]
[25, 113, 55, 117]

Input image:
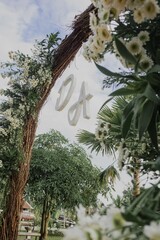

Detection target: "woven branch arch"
[0, 4, 95, 240]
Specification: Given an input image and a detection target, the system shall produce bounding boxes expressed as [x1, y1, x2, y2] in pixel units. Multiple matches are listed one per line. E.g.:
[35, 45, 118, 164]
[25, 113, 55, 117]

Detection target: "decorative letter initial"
[55, 74, 76, 111]
[68, 81, 93, 126]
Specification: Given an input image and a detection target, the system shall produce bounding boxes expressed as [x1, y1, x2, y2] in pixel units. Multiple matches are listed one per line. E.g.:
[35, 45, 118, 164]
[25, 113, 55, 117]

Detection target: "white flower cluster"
[82, 0, 160, 64]
[95, 120, 111, 149]
[0, 36, 54, 143]
[114, 31, 154, 71]
[64, 205, 160, 240]
[0, 127, 7, 137]
[6, 51, 52, 89]
[0, 106, 24, 140]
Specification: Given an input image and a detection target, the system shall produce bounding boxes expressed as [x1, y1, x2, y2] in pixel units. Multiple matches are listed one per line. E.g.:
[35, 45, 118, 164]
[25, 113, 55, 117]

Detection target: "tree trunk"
[40, 196, 51, 240]
[0, 4, 94, 240]
[0, 116, 38, 240]
[132, 158, 140, 197]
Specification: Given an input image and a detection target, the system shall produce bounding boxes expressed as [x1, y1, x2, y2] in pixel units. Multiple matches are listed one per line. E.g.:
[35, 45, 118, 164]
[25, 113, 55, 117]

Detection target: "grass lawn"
[48, 237, 63, 240]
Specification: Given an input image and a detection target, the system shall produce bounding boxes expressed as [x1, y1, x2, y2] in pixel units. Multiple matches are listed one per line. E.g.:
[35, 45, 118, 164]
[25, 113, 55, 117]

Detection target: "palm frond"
[76, 130, 114, 155]
[99, 165, 120, 186]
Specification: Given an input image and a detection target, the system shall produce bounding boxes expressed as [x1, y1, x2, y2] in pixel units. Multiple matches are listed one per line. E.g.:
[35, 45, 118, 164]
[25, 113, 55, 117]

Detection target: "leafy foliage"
[27, 129, 102, 210]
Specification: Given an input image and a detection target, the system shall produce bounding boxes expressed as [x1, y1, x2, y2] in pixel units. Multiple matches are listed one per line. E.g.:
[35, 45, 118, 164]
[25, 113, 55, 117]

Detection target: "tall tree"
[0, 4, 95, 240]
[27, 129, 102, 240]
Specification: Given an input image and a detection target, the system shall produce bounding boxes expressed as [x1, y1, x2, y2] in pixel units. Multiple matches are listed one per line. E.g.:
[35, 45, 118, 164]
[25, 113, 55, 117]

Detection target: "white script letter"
[68, 82, 93, 126]
[55, 74, 76, 111]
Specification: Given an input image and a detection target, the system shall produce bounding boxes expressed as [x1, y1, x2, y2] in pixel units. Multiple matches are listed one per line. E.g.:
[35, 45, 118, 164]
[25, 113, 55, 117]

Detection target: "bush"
[52, 230, 64, 237]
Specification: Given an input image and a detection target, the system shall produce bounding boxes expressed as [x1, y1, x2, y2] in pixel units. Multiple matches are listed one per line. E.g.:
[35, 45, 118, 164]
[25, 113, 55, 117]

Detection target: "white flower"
[8, 51, 17, 60]
[133, 8, 145, 23]
[19, 104, 24, 110]
[82, 44, 92, 62]
[98, 9, 110, 23]
[0, 127, 7, 136]
[89, 37, 105, 54]
[126, 0, 137, 10]
[113, 0, 127, 11]
[126, 37, 142, 55]
[10, 117, 21, 129]
[97, 24, 112, 42]
[138, 31, 150, 44]
[30, 79, 38, 88]
[109, 7, 120, 20]
[4, 108, 12, 118]
[143, 0, 160, 20]
[144, 221, 160, 240]
[89, 12, 98, 33]
[93, 35, 106, 49]
[134, 0, 146, 7]
[139, 55, 154, 71]
[100, 206, 129, 232]
[139, 46, 147, 57]
[95, 129, 104, 140]
[76, 205, 103, 230]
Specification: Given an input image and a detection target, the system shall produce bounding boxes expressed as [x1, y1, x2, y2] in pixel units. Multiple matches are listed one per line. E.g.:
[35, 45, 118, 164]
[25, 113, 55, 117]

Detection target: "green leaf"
[99, 97, 113, 112]
[114, 37, 137, 65]
[95, 63, 124, 78]
[122, 110, 134, 138]
[133, 95, 145, 118]
[154, 156, 160, 170]
[109, 87, 136, 97]
[123, 98, 135, 119]
[146, 73, 160, 87]
[122, 212, 143, 224]
[144, 83, 160, 104]
[95, 63, 139, 81]
[139, 209, 160, 221]
[134, 56, 141, 74]
[147, 108, 158, 150]
[121, 99, 135, 138]
[138, 100, 155, 139]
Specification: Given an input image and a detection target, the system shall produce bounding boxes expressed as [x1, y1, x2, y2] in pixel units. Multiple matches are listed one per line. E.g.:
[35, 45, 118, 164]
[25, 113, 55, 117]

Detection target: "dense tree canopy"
[26, 129, 103, 239]
[28, 130, 101, 209]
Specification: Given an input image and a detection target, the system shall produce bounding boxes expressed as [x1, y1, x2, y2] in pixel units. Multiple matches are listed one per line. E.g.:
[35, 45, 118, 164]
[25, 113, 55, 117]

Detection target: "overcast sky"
[0, 0, 131, 198]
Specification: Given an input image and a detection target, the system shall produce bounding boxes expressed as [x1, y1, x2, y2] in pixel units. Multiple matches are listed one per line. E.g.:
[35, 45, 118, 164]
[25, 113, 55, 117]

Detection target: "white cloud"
[0, 1, 38, 60]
